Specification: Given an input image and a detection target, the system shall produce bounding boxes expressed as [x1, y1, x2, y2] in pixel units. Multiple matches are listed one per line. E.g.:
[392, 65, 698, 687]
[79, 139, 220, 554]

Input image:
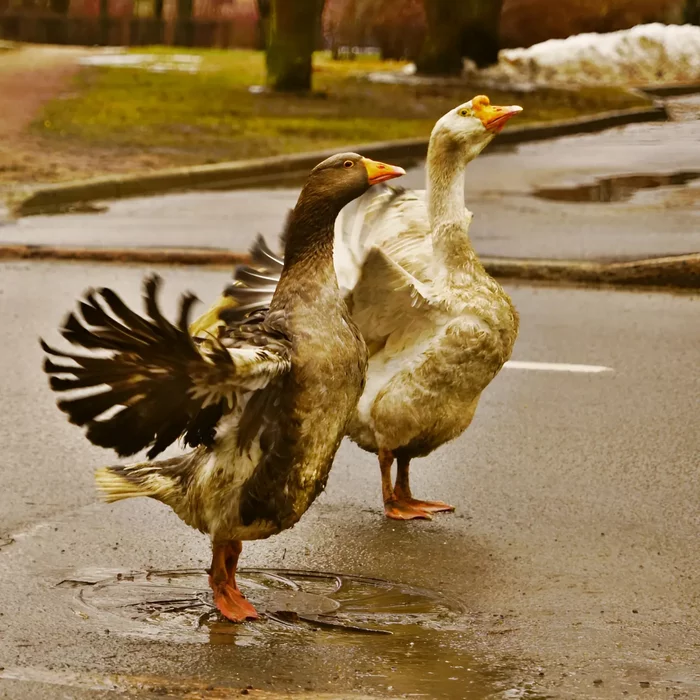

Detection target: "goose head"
[305, 152, 406, 212]
[286, 153, 406, 260]
[431, 95, 523, 167]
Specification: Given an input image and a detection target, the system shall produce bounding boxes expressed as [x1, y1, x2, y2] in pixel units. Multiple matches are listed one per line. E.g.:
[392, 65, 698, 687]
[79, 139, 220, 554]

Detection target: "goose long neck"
[273, 189, 339, 302]
[426, 137, 478, 269]
[427, 148, 466, 227]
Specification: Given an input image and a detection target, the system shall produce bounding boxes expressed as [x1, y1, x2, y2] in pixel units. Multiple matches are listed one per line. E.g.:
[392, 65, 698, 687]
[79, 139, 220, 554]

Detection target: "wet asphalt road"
[1, 94, 699, 699]
[2, 95, 699, 262]
[0, 262, 698, 699]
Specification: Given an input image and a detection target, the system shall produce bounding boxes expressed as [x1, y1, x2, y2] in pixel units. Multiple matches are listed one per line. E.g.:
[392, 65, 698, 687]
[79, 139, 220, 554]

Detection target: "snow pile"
[79, 52, 202, 74]
[472, 23, 700, 87]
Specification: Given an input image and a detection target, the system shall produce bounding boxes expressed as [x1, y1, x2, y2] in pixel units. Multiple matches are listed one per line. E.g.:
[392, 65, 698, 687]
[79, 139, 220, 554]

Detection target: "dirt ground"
[0, 46, 92, 136]
[0, 45, 177, 192]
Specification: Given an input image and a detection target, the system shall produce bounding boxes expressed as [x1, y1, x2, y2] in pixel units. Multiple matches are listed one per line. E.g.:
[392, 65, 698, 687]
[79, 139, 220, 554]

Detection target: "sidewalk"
[1, 95, 698, 265]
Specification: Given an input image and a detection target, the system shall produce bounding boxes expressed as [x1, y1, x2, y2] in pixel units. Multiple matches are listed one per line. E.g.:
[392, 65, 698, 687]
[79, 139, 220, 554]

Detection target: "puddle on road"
[534, 171, 700, 203]
[51, 567, 544, 699]
[62, 568, 462, 640]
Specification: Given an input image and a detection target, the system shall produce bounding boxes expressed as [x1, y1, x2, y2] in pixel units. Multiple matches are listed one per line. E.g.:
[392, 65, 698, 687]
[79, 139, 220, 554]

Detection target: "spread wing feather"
[42, 274, 291, 459]
[355, 187, 433, 280]
[348, 247, 433, 346]
[210, 185, 438, 347]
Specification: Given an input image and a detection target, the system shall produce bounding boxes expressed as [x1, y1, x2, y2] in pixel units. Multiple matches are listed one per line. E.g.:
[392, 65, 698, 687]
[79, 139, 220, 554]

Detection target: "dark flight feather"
[41, 274, 291, 459]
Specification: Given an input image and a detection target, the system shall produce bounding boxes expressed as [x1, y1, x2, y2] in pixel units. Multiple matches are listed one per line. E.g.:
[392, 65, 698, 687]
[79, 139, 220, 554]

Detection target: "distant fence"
[0, 14, 259, 49]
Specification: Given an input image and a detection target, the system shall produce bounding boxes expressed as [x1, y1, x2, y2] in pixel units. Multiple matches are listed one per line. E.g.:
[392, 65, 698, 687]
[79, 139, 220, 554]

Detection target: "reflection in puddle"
[534, 171, 700, 203]
[52, 567, 542, 699]
[70, 568, 463, 639]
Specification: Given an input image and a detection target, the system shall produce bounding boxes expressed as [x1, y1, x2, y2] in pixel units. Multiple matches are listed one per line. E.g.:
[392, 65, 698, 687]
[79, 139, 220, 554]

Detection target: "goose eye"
[343, 160, 354, 168]
[459, 109, 469, 117]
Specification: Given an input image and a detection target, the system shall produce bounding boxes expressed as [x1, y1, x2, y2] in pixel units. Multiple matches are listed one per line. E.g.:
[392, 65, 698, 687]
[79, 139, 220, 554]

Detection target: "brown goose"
[41, 153, 405, 622]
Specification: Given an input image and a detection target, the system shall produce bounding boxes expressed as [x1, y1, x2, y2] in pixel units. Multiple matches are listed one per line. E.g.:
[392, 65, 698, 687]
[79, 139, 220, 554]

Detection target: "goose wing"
[189, 234, 283, 337]
[42, 275, 291, 459]
[196, 184, 431, 330]
[190, 184, 442, 344]
[348, 247, 435, 348]
[336, 185, 432, 283]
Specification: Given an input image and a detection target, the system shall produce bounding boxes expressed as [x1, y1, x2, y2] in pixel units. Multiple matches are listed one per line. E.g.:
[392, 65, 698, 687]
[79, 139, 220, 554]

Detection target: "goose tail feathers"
[95, 457, 186, 505]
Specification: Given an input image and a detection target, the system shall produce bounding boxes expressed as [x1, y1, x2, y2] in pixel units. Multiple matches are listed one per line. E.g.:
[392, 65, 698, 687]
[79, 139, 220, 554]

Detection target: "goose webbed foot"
[384, 498, 433, 521]
[379, 448, 439, 521]
[210, 582, 259, 622]
[378, 451, 456, 520]
[392, 489, 456, 515]
[209, 540, 259, 623]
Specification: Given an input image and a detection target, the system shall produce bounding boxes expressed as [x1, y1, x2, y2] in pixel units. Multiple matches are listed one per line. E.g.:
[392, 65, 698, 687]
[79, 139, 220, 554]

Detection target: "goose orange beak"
[472, 95, 523, 133]
[361, 157, 406, 185]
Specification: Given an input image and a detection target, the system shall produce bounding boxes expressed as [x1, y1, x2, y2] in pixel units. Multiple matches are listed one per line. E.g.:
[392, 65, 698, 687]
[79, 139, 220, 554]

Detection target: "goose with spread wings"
[41, 153, 405, 621]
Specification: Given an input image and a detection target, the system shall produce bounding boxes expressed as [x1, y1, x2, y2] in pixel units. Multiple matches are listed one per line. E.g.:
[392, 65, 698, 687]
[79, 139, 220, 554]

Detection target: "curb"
[12, 105, 666, 217]
[639, 83, 700, 98]
[0, 244, 248, 266]
[1, 244, 697, 290]
[493, 104, 667, 145]
[485, 253, 700, 290]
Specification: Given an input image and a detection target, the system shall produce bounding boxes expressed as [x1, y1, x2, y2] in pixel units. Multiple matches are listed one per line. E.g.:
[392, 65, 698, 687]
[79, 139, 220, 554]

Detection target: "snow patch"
[472, 23, 700, 88]
[368, 23, 700, 89]
[79, 52, 202, 74]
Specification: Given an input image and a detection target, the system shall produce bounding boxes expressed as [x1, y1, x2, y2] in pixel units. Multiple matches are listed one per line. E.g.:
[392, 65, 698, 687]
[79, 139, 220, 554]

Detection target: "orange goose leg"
[394, 455, 455, 514]
[208, 540, 259, 622]
[380, 449, 433, 520]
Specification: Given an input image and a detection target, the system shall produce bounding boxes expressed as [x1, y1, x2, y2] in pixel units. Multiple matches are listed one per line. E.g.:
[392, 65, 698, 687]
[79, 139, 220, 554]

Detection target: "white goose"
[194, 95, 522, 520]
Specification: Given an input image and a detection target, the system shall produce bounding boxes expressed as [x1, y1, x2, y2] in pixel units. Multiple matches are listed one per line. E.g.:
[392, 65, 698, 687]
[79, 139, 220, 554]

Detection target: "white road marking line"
[505, 361, 612, 373]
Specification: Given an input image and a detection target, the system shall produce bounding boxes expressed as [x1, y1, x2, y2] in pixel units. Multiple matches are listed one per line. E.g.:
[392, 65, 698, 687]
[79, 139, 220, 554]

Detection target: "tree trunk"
[417, 0, 503, 75]
[686, 0, 700, 24]
[175, 0, 194, 46]
[256, 0, 271, 50]
[154, 0, 164, 20]
[50, 0, 70, 14]
[266, 0, 325, 92]
[460, 0, 503, 68]
[99, 0, 110, 45]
